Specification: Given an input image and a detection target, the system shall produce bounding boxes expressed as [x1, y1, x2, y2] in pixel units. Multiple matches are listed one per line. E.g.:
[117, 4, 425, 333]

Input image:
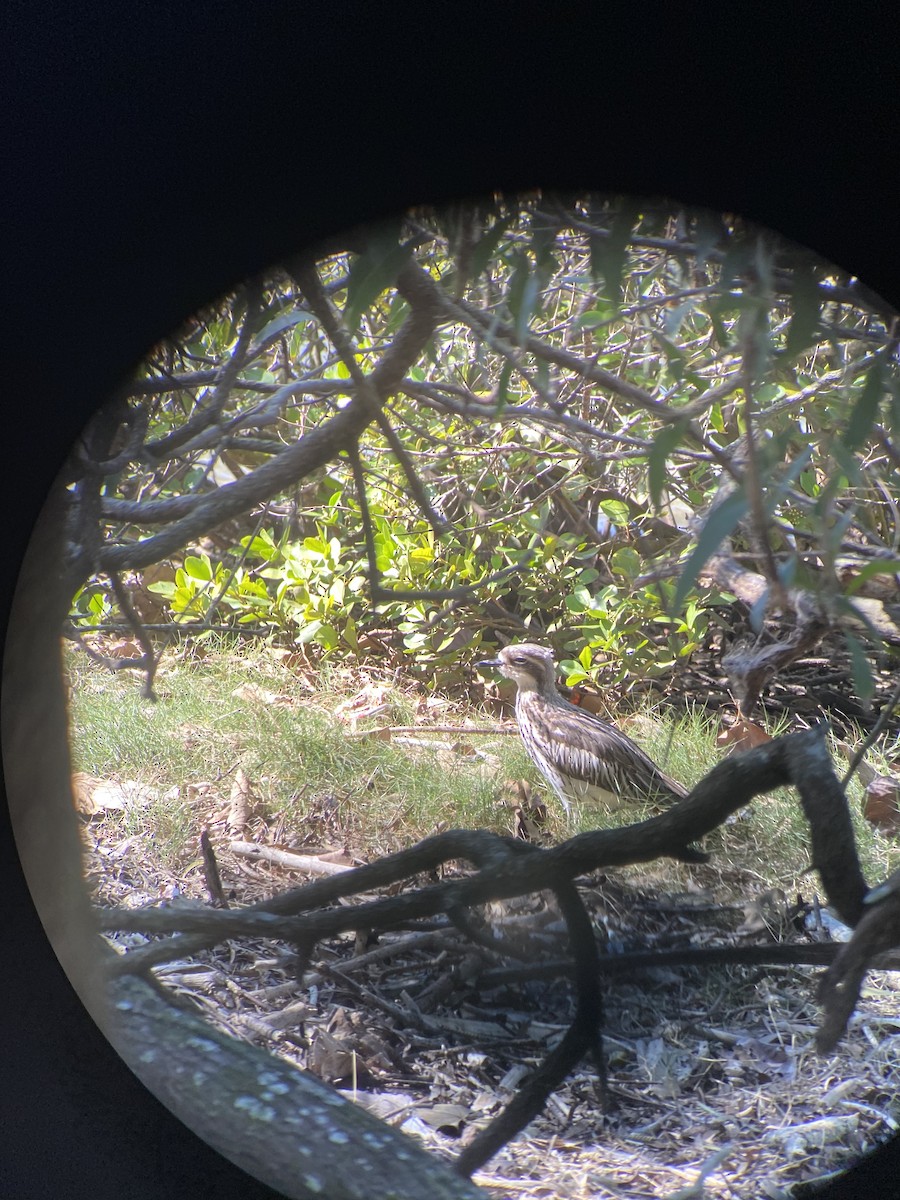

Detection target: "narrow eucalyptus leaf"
[783, 261, 821, 358]
[471, 216, 513, 279]
[674, 489, 749, 610]
[516, 271, 540, 345]
[648, 422, 687, 511]
[748, 587, 769, 633]
[344, 235, 413, 332]
[845, 558, 900, 596]
[843, 354, 886, 451]
[590, 198, 640, 303]
[256, 310, 313, 344]
[844, 631, 875, 707]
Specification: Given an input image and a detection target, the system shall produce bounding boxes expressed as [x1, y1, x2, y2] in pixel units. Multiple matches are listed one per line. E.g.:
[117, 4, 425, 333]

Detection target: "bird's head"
[477, 643, 558, 693]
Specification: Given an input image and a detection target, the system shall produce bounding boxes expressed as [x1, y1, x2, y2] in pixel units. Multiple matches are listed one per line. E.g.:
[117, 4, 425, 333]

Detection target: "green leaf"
[470, 216, 513, 279]
[830, 437, 863, 487]
[317, 623, 339, 652]
[507, 252, 539, 345]
[589, 198, 640, 304]
[657, 333, 686, 379]
[598, 499, 630, 527]
[183, 554, 212, 581]
[843, 354, 886, 451]
[674, 489, 749, 610]
[717, 236, 752, 291]
[799, 469, 819, 498]
[517, 272, 540, 344]
[610, 546, 641, 581]
[241, 531, 279, 561]
[562, 665, 589, 687]
[256, 309, 313, 344]
[692, 210, 728, 269]
[763, 445, 814, 513]
[844, 630, 875, 707]
[342, 616, 359, 652]
[574, 305, 616, 330]
[648, 422, 688, 510]
[294, 620, 323, 645]
[497, 359, 514, 408]
[344, 232, 413, 332]
[782, 261, 821, 358]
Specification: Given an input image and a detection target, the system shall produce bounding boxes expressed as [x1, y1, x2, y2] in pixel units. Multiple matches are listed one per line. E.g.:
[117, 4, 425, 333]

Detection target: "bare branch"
[140, 282, 265, 463]
[292, 258, 451, 536]
[107, 571, 159, 699]
[101, 726, 867, 975]
[97, 259, 445, 572]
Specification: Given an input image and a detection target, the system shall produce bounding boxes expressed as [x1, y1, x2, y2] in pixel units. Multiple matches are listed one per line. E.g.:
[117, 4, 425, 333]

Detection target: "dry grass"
[68, 640, 900, 1198]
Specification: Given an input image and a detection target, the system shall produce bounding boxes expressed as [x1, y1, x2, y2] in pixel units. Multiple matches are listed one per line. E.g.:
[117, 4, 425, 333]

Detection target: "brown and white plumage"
[478, 643, 687, 818]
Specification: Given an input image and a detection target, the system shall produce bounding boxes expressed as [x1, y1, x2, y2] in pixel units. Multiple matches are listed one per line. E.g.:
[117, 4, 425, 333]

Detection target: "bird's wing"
[520, 696, 687, 802]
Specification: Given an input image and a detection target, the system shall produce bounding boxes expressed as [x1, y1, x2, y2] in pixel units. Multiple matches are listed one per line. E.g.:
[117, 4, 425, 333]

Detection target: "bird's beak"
[476, 657, 501, 670]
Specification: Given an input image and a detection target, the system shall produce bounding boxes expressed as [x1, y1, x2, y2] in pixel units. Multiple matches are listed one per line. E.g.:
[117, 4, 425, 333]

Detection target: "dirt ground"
[85, 783, 900, 1200]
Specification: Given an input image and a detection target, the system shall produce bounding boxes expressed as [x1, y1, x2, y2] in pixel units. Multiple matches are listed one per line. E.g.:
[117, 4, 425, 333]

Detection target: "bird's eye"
[512, 656, 528, 665]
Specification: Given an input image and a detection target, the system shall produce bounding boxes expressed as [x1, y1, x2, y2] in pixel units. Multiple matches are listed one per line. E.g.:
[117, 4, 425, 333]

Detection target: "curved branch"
[143, 280, 265, 460]
[97, 260, 445, 572]
[454, 877, 605, 1177]
[816, 884, 900, 1051]
[292, 259, 451, 535]
[102, 726, 867, 974]
[105, 971, 483, 1200]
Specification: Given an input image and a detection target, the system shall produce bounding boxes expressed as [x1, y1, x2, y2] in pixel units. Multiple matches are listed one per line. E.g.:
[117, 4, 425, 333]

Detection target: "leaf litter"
[74, 661, 900, 1198]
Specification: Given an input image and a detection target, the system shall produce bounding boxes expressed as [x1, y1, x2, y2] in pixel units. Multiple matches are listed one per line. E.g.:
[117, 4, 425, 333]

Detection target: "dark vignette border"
[3, 7, 900, 1199]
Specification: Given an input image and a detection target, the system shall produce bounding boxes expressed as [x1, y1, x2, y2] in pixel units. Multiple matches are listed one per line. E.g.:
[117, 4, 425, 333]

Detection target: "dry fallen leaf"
[309, 1028, 355, 1082]
[334, 684, 392, 723]
[72, 772, 156, 815]
[414, 1103, 470, 1134]
[836, 740, 879, 788]
[863, 775, 900, 832]
[231, 682, 294, 707]
[717, 714, 772, 754]
[568, 686, 608, 717]
[103, 637, 143, 659]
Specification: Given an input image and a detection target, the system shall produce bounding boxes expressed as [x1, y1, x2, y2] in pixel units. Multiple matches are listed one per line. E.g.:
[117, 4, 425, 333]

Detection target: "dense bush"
[68, 196, 900, 696]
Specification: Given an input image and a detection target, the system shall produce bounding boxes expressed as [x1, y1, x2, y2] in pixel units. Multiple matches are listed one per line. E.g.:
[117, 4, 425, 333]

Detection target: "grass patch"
[68, 639, 513, 865]
[67, 640, 899, 897]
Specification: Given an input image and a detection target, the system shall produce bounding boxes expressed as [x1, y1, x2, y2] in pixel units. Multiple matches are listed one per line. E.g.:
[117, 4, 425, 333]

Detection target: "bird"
[477, 642, 689, 820]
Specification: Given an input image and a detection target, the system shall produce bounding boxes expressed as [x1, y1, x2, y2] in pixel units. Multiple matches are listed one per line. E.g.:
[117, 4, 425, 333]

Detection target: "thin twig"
[199, 826, 228, 908]
[107, 571, 159, 699]
[347, 440, 381, 597]
[739, 265, 788, 612]
[292, 259, 451, 536]
[842, 674, 900, 787]
[144, 279, 265, 460]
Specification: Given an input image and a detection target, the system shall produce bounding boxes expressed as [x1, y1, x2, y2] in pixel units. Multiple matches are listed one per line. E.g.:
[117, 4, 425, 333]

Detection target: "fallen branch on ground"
[96, 725, 893, 1176]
